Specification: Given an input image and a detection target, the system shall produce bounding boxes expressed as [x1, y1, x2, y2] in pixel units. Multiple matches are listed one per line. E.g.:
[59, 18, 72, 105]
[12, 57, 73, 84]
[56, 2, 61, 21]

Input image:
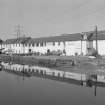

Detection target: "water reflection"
[1, 61, 105, 96]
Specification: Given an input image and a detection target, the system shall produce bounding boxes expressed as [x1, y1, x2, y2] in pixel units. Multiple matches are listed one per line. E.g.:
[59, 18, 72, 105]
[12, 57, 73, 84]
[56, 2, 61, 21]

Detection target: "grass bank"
[0, 54, 105, 74]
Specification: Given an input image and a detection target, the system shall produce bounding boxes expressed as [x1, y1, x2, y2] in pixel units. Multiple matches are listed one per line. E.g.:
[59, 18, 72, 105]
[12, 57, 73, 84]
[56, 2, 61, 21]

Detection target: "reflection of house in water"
[1, 62, 32, 77]
[1, 62, 105, 88]
[2, 62, 105, 96]
[1, 62, 86, 82]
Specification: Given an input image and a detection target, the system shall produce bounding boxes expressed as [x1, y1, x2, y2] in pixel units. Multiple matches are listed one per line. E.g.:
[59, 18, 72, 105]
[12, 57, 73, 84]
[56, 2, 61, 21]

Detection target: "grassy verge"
[0, 54, 105, 74]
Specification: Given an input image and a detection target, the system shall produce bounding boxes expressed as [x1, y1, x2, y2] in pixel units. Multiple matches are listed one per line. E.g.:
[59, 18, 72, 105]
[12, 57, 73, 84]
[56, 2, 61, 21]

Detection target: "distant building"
[1, 30, 105, 56]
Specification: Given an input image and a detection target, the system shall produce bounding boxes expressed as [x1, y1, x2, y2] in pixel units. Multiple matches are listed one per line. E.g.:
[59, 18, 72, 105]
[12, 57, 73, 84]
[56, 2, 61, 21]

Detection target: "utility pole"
[15, 24, 23, 39]
[95, 25, 98, 55]
[14, 24, 23, 56]
[23, 34, 26, 55]
[81, 32, 84, 55]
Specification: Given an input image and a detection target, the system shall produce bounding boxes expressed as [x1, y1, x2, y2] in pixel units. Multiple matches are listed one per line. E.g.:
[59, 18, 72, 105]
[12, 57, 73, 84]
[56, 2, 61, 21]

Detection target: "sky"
[0, 0, 105, 40]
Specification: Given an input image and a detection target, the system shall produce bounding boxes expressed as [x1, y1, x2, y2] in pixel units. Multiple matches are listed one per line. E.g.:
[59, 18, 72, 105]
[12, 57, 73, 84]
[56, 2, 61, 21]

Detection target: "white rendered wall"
[0, 44, 2, 49]
[32, 44, 47, 54]
[3, 43, 25, 54]
[1, 40, 87, 55]
[82, 41, 87, 55]
[65, 41, 86, 56]
[2, 44, 8, 52]
[93, 40, 105, 55]
[23, 41, 87, 56]
[45, 42, 64, 52]
[28, 42, 65, 54]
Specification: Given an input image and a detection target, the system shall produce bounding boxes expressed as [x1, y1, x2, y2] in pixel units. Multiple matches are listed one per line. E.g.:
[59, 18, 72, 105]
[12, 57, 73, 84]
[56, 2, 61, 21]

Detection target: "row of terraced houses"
[0, 31, 105, 56]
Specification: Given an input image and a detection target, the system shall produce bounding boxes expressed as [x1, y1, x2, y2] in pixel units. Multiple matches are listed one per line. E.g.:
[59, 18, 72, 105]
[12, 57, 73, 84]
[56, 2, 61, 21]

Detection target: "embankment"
[0, 54, 85, 67]
[0, 54, 101, 73]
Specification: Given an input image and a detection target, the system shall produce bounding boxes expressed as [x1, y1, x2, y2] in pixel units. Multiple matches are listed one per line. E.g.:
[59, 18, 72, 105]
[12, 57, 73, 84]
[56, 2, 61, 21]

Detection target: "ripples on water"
[0, 61, 105, 105]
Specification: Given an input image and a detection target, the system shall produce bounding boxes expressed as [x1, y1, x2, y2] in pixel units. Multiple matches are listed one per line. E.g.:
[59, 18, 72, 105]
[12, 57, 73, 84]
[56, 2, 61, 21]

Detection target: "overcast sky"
[0, 0, 105, 40]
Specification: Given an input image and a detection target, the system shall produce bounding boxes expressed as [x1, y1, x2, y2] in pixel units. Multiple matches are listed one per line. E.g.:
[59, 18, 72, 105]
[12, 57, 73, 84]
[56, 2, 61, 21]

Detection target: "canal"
[0, 61, 105, 105]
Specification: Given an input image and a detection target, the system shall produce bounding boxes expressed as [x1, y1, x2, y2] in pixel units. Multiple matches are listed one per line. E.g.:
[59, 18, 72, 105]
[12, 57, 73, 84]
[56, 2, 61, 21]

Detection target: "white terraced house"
[24, 34, 86, 56]
[0, 37, 31, 54]
[1, 30, 105, 56]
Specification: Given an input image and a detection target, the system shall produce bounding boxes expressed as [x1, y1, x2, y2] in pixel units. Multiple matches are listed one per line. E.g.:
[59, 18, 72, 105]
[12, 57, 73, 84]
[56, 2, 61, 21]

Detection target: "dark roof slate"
[2, 30, 105, 44]
[3, 37, 31, 44]
[27, 31, 105, 44]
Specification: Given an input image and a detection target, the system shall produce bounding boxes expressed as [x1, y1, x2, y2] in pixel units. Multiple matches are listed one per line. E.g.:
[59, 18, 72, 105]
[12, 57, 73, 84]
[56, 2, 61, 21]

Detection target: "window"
[53, 42, 55, 46]
[25, 44, 27, 47]
[29, 44, 31, 47]
[36, 43, 39, 47]
[58, 42, 60, 46]
[44, 42, 46, 46]
[40, 43, 43, 47]
[32, 43, 34, 47]
[29, 49, 31, 53]
[23, 44, 25, 47]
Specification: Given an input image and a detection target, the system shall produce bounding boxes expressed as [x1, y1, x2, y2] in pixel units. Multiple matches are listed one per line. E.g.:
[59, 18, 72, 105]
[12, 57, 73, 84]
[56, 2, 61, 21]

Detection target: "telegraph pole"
[95, 25, 98, 55]
[14, 25, 23, 56]
[15, 24, 23, 39]
[81, 32, 84, 55]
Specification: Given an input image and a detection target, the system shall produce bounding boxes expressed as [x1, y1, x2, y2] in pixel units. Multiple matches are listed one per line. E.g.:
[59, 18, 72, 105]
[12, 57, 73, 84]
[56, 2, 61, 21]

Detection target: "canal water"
[0, 62, 105, 105]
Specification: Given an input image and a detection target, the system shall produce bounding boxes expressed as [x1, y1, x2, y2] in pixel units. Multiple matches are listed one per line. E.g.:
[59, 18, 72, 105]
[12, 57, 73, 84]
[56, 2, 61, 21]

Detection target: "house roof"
[2, 30, 105, 44]
[3, 37, 31, 44]
[26, 33, 81, 44]
[90, 33, 105, 40]
[27, 30, 105, 44]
